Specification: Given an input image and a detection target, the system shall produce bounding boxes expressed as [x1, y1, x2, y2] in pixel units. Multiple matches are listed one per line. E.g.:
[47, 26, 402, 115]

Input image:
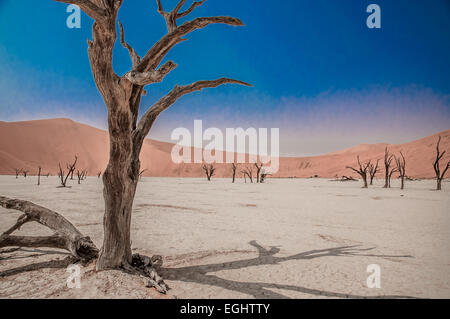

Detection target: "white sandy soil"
[0, 176, 449, 299]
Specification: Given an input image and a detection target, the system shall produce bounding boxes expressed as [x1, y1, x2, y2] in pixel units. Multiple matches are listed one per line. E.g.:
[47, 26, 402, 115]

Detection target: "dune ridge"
[0, 118, 449, 178]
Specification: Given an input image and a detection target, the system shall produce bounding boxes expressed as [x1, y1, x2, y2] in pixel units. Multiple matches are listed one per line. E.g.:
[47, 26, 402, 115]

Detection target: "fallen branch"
[0, 196, 98, 262]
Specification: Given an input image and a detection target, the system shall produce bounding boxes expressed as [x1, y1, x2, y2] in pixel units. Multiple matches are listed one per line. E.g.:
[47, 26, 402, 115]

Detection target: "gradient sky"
[0, 0, 449, 156]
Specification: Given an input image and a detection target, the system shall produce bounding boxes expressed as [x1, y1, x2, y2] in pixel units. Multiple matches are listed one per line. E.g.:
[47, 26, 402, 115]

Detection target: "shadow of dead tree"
[0, 255, 77, 277]
[159, 241, 416, 299]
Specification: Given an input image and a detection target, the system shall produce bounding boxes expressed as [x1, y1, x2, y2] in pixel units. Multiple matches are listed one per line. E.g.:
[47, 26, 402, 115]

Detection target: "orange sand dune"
[0, 118, 449, 178]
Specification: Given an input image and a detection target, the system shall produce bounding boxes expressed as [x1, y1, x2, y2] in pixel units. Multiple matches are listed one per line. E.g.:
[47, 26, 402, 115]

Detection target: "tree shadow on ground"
[0, 248, 70, 261]
[159, 241, 416, 299]
[0, 255, 77, 277]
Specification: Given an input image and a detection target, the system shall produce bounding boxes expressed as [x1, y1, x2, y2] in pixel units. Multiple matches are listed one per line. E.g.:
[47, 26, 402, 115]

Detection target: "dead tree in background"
[37, 166, 42, 186]
[396, 152, 407, 190]
[254, 163, 263, 183]
[139, 169, 148, 180]
[22, 170, 29, 178]
[383, 147, 395, 188]
[242, 166, 254, 183]
[231, 163, 238, 183]
[339, 176, 357, 182]
[70, 166, 76, 180]
[15, 168, 22, 179]
[368, 159, 379, 185]
[77, 169, 87, 185]
[58, 156, 78, 188]
[260, 169, 269, 183]
[346, 156, 371, 188]
[202, 164, 216, 181]
[388, 160, 398, 188]
[433, 136, 450, 191]
[51, 0, 250, 275]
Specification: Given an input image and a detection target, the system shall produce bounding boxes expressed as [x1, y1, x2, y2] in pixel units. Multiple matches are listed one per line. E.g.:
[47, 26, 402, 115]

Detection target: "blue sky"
[0, 0, 449, 155]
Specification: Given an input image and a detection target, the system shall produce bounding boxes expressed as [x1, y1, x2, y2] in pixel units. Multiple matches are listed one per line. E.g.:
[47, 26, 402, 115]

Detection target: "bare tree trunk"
[37, 166, 41, 186]
[231, 163, 237, 183]
[437, 179, 442, 191]
[97, 109, 140, 269]
[433, 136, 450, 191]
[396, 151, 406, 190]
[383, 147, 395, 188]
[254, 163, 263, 183]
[99, 174, 138, 269]
[368, 159, 379, 186]
[362, 175, 368, 188]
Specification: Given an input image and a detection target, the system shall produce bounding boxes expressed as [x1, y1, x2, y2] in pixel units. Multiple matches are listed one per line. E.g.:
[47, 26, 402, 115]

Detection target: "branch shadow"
[0, 255, 77, 277]
[159, 241, 416, 299]
[0, 248, 70, 261]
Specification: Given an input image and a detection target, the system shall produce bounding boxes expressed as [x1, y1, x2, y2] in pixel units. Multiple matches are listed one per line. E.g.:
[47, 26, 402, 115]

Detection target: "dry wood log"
[0, 196, 99, 262]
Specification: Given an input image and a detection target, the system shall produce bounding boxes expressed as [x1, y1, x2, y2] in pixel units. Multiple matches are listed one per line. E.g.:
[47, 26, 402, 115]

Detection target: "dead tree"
[433, 136, 450, 191]
[231, 163, 238, 183]
[58, 156, 78, 188]
[383, 147, 395, 188]
[77, 169, 87, 184]
[368, 159, 380, 186]
[254, 163, 263, 183]
[396, 152, 407, 190]
[242, 166, 254, 183]
[38, 1, 251, 285]
[260, 169, 270, 183]
[388, 160, 398, 188]
[15, 168, 22, 179]
[22, 170, 29, 178]
[346, 156, 371, 188]
[202, 164, 216, 181]
[70, 166, 76, 180]
[37, 166, 42, 186]
[0, 196, 98, 262]
[340, 176, 358, 182]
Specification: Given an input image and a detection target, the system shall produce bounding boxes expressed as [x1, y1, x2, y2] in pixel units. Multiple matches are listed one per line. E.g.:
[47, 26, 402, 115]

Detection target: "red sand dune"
[0, 118, 449, 179]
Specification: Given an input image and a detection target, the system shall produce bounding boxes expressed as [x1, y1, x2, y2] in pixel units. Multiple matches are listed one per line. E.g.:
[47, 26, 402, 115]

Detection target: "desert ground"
[0, 175, 449, 299]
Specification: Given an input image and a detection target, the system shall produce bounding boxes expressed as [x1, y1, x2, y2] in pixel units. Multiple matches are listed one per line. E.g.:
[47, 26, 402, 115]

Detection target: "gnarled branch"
[156, 0, 207, 33]
[177, 0, 206, 19]
[137, 16, 244, 73]
[119, 21, 141, 69]
[0, 196, 99, 262]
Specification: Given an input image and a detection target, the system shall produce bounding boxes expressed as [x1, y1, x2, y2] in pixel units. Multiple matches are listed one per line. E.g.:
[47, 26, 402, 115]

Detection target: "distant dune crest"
[0, 118, 449, 178]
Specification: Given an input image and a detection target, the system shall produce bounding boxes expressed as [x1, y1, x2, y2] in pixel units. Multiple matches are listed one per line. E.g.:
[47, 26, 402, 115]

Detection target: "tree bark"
[97, 105, 141, 269]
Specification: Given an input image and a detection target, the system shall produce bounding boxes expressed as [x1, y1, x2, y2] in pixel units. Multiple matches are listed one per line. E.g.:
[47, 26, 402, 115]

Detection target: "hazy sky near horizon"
[0, 0, 449, 156]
